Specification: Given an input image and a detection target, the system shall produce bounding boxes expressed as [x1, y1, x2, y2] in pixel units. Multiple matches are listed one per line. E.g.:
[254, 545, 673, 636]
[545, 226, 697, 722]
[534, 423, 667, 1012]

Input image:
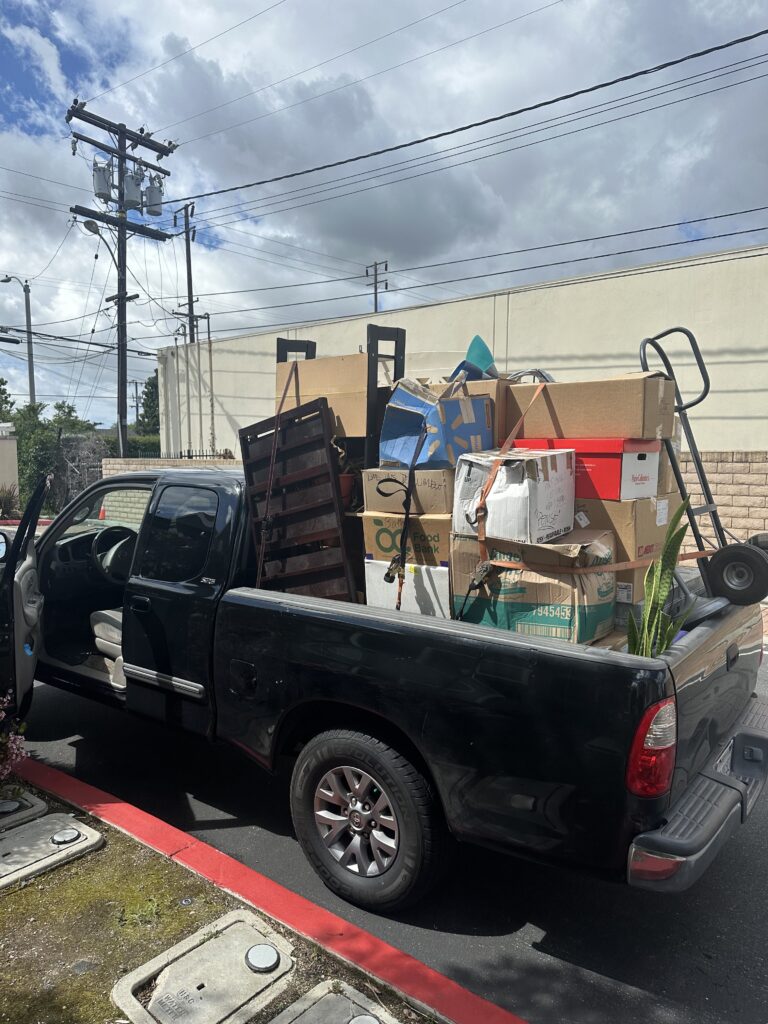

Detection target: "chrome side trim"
[123, 662, 205, 699]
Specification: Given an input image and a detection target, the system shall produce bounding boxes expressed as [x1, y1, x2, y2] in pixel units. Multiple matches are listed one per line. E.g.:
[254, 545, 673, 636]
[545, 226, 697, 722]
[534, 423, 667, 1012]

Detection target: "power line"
[195, 50, 768, 226]
[163, 25, 768, 204]
[0, 163, 91, 194]
[180, 0, 565, 148]
[85, 0, 292, 102]
[203, 66, 768, 223]
[158, 0, 471, 133]
[29, 220, 76, 281]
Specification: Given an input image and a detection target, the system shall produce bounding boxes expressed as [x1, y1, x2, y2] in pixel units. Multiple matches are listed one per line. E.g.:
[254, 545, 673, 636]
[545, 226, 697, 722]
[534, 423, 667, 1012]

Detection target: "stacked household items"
[365, 357, 678, 645]
[269, 332, 679, 645]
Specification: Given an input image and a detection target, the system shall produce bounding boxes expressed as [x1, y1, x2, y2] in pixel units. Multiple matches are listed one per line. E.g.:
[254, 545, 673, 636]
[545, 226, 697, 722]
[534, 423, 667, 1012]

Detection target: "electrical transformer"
[92, 160, 112, 202]
[124, 170, 143, 211]
[144, 177, 163, 216]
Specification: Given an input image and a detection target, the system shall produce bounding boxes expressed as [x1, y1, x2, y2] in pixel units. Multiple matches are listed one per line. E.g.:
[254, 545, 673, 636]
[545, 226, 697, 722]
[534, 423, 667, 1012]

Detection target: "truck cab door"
[121, 477, 239, 735]
[0, 477, 48, 717]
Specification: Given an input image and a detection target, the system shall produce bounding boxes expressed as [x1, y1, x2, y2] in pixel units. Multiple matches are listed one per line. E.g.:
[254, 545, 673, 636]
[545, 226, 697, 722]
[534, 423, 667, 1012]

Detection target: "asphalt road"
[23, 661, 768, 1024]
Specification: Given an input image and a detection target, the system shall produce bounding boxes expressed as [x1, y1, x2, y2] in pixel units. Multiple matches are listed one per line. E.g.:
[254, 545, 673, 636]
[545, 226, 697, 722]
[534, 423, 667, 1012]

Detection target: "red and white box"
[511, 438, 660, 501]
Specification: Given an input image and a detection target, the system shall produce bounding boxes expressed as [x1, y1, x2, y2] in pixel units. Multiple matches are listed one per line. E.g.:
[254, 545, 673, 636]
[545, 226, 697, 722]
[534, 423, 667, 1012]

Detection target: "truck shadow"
[25, 683, 762, 1024]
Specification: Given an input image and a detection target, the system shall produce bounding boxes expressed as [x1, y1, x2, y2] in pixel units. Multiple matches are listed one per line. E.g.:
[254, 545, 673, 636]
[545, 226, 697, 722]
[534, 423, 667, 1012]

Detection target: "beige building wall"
[0, 437, 19, 493]
[157, 245, 768, 455]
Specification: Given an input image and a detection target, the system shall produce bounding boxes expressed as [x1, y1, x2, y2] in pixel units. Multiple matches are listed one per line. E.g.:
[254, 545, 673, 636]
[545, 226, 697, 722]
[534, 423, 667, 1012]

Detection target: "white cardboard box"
[453, 449, 575, 544]
[364, 560, 450, 618]
[619, 448, 660, 499]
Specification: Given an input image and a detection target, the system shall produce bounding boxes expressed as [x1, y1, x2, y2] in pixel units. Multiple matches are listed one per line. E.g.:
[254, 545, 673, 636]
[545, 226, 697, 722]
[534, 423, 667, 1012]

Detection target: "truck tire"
[290, 729, 445, 912]
[708, 543, 768, 605]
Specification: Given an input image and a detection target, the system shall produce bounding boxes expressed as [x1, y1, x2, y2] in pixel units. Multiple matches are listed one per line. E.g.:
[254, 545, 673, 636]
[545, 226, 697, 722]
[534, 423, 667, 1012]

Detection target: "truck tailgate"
[662, 602, 763, 804]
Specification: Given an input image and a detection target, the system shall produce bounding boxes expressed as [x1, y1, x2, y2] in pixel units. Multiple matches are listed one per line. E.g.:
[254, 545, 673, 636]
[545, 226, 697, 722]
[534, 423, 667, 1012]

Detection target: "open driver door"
[0, 476, 48, 719]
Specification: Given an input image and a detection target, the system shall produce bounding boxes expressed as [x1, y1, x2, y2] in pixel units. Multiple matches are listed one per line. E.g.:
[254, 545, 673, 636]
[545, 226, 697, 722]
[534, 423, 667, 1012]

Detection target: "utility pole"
[173, 203, 198, 456]
[0, 276, 34, 402]
[202, 312, 216, 455]
[65, 99, 175, 456]
[130, 379, 140, 424]
[366, 260, 388, 313]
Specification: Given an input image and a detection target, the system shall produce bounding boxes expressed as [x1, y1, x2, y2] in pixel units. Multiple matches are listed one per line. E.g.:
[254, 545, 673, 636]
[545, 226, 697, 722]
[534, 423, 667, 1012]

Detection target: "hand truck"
[640, 326, 768, 606]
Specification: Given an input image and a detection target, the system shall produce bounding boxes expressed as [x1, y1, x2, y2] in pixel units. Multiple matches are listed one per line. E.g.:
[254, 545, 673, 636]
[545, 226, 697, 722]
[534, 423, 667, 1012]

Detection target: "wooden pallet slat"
[239, 397, 356, 602]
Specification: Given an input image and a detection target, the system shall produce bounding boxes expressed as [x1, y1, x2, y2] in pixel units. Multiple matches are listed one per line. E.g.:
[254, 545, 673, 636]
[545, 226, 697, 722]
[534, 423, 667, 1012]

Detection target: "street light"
[0, 275, 35, 402]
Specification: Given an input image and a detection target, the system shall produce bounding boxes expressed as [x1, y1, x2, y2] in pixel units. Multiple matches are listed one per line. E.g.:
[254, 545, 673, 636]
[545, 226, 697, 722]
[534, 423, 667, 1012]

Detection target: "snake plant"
[628, 500, 689, 658]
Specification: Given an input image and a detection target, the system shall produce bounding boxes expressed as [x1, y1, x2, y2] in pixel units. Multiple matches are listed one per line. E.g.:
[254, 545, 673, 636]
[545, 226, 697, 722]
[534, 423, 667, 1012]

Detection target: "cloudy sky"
[0, 0, 766, 426]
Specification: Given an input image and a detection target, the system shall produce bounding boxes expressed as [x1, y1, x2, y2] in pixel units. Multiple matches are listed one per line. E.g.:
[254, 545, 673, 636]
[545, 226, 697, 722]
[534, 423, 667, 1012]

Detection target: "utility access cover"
[112, 910, 294, 1024]
[0, 789, 47, 832]
[267, 980, 406, 1024]
[0, 812, 103, 889]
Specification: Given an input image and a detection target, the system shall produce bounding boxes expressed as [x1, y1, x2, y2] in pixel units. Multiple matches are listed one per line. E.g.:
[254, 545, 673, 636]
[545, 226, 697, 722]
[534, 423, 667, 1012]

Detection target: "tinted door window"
[138, 486, 218, 583]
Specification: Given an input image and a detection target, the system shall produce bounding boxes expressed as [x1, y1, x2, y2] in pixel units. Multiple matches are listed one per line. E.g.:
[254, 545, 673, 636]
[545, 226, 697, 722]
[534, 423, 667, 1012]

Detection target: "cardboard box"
[504, 372, 676, 441]
[425, 379, 506, 447]
[658, 417, 683, 496]
[573, 493, 682, 603]
[362, 468, 454, 514]
[512, 438, 660, 500]
[361, 511, 451, 566]
[365, 560, 450, 618]
[276, 353, 389, 437]
[591, 628, 629, 650]
[453, 449, 575, 545]
[379, 379, 494, 470]
[450, 528, 615, 644]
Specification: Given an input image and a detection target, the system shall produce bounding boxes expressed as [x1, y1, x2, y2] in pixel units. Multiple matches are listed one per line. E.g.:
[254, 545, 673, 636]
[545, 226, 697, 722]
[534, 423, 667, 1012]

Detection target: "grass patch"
[0, 799, 237, 1024]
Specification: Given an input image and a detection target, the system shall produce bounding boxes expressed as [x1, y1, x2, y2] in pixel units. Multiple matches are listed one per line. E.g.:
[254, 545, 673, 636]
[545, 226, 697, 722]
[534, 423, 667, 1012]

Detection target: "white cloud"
[0, 0, 767, 425]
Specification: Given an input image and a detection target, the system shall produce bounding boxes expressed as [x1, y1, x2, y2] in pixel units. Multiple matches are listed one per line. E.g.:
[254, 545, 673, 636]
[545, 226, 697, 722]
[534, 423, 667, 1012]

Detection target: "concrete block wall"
[679, 451, 768, 542]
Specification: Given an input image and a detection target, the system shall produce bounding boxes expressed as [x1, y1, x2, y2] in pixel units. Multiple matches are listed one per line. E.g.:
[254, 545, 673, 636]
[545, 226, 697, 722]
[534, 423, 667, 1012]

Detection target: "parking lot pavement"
[22, 661, 768, 1024]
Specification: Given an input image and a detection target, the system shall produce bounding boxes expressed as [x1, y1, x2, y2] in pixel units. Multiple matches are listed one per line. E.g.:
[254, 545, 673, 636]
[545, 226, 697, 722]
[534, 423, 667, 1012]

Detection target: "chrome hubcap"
[724, 562, 753, 590]
[313, 765, 399, 877]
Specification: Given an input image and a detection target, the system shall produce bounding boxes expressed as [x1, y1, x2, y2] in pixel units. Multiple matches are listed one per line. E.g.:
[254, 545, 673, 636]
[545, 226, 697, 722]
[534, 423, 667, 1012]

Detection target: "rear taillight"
[626, 697, 677, 798]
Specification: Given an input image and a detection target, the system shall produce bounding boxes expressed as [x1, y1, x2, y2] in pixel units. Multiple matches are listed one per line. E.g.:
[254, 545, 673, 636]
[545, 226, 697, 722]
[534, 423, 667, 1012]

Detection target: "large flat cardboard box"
[361, 511, 451, 566]
[574, 492, 682, 604]
[365, 560, 450, 618]
[276, 353, 389, 437]
[362, 468, 454, 514]
[453, 448, 575, 544]
[504, 372, 676, 441]
[450, 528, 615, 643]
[425, 379, 507, 447]
[379, 379, 494, 470]
[512, 438, 660, 500]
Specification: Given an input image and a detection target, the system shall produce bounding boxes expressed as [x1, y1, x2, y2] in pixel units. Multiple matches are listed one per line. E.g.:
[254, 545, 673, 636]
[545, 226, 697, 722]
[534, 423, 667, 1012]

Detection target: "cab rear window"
[138, 485, 218, 583]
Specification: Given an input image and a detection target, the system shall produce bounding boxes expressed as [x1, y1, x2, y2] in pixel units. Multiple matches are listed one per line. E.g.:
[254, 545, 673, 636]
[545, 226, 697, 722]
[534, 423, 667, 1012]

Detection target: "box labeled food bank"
[362, 468, 454, 515]
[453, 449, 575, 545]
[512, 438, 660, 500]
[505, 372, 676, 441]
[365, 561, 450, 618]
[574, 493, 682, 603]
[379, 379, 493, 470]
[361, 511, 451, 566]
[450, 528, 615, 644]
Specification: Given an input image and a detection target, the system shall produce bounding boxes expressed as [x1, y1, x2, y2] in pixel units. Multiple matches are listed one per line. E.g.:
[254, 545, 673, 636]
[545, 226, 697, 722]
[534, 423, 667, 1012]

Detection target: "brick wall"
[100, 458, 239, 525]
[679, 451, 768, 543]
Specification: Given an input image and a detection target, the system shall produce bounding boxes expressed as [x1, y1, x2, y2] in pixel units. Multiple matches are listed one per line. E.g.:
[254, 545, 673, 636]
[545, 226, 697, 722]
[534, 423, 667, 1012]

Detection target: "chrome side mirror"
[0, 532, 8, 563]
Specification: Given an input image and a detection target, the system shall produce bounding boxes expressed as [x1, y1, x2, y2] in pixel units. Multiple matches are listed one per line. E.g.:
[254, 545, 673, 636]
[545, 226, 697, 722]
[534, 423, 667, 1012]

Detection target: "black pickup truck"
[1, 469, 766, 912]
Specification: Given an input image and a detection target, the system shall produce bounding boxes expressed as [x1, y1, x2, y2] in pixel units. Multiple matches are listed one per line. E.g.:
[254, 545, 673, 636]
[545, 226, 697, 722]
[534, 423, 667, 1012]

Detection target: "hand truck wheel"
[707, 543, 768, 606]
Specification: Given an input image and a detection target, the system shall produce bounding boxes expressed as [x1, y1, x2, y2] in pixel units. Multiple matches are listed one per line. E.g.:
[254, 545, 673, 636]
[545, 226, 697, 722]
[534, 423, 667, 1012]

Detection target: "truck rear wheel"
[290, 729, 445, 912]
[708, 543, 768, 605]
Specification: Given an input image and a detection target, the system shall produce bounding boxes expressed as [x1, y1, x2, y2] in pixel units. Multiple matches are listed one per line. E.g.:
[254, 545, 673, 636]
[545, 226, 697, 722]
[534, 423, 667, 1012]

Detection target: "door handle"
[130, 595, 151, 613]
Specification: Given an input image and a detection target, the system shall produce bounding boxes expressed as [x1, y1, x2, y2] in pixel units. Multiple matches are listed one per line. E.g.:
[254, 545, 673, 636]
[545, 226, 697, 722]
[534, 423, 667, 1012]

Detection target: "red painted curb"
[18, 757, 527, 1024]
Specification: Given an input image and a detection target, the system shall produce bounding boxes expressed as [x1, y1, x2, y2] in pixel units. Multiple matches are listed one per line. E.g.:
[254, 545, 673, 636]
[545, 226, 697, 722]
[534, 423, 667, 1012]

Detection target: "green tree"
[50, 401, 96, 434]
[12, 404, 59, 506]
[0, 378, 15, 421]
[136, 370, 159, 435]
